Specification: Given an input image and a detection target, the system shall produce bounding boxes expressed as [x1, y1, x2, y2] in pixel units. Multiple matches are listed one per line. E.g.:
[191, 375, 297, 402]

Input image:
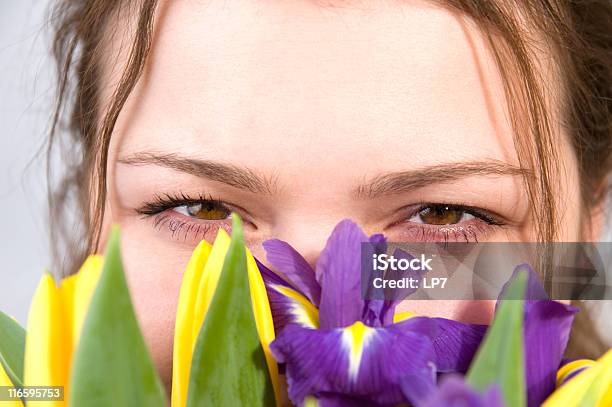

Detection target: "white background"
[1, 0, 54, 324]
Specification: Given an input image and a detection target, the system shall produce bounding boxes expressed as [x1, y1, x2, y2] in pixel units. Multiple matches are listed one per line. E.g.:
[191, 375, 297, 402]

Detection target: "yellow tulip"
[23, 256, 103, 406]
[171, 230, 280, 407]
[0, 361, 23, 407]
[544, 348, 612, 406]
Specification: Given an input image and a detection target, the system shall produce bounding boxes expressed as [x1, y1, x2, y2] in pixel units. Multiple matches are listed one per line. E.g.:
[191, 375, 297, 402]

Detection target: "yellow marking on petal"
[544, 348, 612, 407]
[270, 284, 319, 329]
[556, 359, 595, 387]
[171, 240, 212, 407]
[0, 362, 23, 406]
[24, 273, 69, 406]
[303, 395, 319, 407]
[342, 321, 375, 381]
[246, 250, 282, 406]
[393, 311, 417, 323]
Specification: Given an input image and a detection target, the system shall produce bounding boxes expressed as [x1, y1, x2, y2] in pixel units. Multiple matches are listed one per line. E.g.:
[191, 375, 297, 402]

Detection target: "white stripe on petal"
[341, 322, 376, 382]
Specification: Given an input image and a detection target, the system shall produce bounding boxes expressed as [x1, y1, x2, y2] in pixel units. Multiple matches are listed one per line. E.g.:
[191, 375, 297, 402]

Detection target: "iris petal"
[262, 220, 415, 330]
[263, 239, 321, 305]
[435, 265, 577, 406]
[417, 376, 504, 407]
[399, 368, 439, 406]
[258, 259, 319, 331]
[431, 318, 486, 373]
[270, 317, 437, 406]
[523, 299, 577, 406]
[363, 248, 425, 327]
[314, 393, 383, 406]
[342, 322, 376, 381]
[501, 265, 578, 407]
[269, 284, 319, 329]
[316, 220, 369, 329]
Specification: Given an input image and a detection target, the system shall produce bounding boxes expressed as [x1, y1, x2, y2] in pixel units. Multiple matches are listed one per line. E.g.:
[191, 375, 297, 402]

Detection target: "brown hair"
[47, 0, 611, 356]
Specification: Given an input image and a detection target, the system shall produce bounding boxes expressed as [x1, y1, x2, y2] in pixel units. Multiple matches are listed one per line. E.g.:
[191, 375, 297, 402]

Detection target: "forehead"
[108, 0, 516, 172]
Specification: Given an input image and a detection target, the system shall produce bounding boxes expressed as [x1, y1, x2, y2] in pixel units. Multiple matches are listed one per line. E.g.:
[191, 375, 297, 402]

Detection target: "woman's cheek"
[119, 222, 193, 388]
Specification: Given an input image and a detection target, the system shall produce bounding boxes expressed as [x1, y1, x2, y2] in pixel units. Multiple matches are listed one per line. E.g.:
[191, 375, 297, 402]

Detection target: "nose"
[265, 217, 340, 271]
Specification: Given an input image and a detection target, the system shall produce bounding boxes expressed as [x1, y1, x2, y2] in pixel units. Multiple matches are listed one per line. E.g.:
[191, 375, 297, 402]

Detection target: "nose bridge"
[270, 217, 338, 270]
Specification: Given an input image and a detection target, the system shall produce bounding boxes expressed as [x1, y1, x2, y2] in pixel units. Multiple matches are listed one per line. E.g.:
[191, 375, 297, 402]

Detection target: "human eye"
[171, 200, 232, 220]
[136, 192, 249, 242]
[391, 203, 506, 242]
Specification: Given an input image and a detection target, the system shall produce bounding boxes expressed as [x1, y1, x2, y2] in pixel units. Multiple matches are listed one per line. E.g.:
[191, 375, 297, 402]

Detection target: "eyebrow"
[119, 153, 529, 199]
[118, 152, 277, 194]
[354, 160, 531, 199]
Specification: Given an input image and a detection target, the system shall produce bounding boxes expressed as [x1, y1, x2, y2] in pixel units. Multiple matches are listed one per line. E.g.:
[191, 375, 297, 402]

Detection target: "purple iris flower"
[497, 264, 578, 407]
[412, 376, 504, 407]
[259, 220, 577, 406]
[260, 220, 486, 406]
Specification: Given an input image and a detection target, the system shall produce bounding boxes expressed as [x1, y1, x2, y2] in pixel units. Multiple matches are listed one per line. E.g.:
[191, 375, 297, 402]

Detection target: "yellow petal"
[0, 361, 23, 407]
[70, 255, 104, 345]
[58, 274, 77, 360]
[46, 255, 103, 407]
[246, 249, 282, 405]
[191, 230, 231, 343]
[171, 229, 284, 406]
[24, 273, 68, 406]
[544, 348, 612, 406]
[171, 231, 231, 407]
[171, 240, 212, 407]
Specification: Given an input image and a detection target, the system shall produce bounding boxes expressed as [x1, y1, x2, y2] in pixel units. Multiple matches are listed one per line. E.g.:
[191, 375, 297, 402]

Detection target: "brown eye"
[415, 205, 474, 225]
[176, 201, 231, 220]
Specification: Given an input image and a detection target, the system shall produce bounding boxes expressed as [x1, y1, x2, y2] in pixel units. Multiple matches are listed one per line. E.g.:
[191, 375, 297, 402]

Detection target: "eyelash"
[137, 192, 234, 241]
[137, 194, 506, 243]
[136, 192, 226, 216]
[393, 203, 505, 243]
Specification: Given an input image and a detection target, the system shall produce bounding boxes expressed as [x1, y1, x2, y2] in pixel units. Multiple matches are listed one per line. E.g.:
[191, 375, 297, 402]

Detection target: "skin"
[97, 0, 588, 392]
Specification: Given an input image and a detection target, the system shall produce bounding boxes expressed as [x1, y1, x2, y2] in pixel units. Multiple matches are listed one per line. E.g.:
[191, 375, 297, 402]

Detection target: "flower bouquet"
[0, 215, 610, 406]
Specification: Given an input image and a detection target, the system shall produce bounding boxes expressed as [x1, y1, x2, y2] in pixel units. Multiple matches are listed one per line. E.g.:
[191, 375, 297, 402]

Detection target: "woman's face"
[101, 0, 582, 385]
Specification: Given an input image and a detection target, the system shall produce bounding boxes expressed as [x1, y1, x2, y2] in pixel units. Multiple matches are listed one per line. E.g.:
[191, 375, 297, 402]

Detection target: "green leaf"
[187, 214, 275, 407]
[0, 310, 25, 387]
[69, 226, 166, 406]
[467, 270, 527, 407]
